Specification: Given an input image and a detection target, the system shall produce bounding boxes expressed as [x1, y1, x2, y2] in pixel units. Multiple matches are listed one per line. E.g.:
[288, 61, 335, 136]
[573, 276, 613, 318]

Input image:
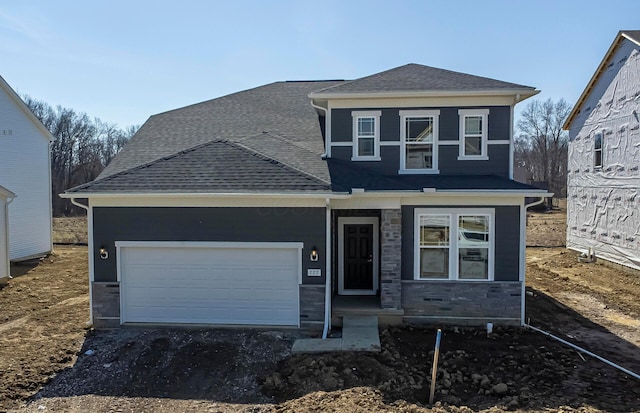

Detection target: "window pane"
[465, 116, 482, 135]
[458, 215, 489, 246]
[459, 248, 488, 279]
[594, 133, 602, 150]
[406, 118, 433, 143]
[358, 117, 375, 137]
[464, 136, 482, 156]
[595, 149, 602, 167]
[420, 248, 449, 279]
[358, 137, 375, 157]
[406, 144, 433, 169]
[420, 215, 449, 246]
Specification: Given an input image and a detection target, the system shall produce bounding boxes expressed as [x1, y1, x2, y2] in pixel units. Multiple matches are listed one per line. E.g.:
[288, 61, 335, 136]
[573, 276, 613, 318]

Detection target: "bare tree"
[515, 98, 572, 198]
[22, 96, 138, 215]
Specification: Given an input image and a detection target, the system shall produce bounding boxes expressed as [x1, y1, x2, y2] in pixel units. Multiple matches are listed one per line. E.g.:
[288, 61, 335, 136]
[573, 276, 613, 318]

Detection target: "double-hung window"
[415, 208, 494, 281]
[352, 111, 381, 161]
[593, 131, 603, 168]
[458, 109, 489, 160]
[400, 110, 439, 173]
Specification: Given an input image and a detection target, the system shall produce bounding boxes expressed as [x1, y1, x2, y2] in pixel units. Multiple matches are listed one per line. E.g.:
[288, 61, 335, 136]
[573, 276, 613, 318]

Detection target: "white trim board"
[337, 216, 379, 295]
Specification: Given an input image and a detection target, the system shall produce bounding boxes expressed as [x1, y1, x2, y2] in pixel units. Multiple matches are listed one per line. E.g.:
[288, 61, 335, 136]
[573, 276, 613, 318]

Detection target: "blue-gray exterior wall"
[330, 106, 511, 177]
[92, 207, 326, 285]
[400, 205, 521, 281]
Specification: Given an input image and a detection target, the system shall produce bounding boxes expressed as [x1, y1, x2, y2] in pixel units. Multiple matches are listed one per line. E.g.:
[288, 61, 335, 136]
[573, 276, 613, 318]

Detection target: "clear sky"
[1, 0, 639, 129]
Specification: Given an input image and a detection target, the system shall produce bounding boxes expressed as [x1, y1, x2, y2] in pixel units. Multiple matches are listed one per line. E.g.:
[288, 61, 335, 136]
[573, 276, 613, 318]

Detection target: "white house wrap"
[566, 32, 640, 270]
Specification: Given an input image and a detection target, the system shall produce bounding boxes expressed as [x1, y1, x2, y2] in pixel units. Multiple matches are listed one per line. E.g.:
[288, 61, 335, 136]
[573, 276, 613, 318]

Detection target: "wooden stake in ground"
[429, 329, 442, 405]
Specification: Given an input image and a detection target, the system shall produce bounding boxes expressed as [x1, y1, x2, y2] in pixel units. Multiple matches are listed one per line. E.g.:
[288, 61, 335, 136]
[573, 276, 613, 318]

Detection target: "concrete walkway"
[292, 315, 380, 354]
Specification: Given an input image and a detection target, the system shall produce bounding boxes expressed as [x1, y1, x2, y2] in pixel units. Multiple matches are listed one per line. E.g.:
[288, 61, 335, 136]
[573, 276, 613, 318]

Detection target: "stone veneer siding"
[92, 282, 120, 328]
[381, 209, 402, 309]
[299, 284, 325, 330]
[401, 281, 521, 326]
[91, 282, 324, 330]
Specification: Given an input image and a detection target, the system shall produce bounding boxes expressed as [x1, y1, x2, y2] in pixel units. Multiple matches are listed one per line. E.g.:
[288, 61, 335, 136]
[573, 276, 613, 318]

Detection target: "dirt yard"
[0, 206, 638, 413]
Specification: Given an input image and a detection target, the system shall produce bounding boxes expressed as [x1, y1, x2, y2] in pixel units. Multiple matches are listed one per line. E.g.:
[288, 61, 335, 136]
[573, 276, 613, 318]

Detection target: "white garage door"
[117, 242, 301, 326]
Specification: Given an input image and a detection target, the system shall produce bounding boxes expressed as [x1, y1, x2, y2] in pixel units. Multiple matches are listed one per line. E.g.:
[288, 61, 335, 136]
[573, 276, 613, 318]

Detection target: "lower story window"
[415, 208, 494, 281]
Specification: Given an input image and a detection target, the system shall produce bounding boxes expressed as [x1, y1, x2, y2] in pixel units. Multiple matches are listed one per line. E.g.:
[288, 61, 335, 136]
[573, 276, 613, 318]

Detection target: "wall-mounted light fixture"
[310, 246, 319, 262]
[99, 245, 109, 260]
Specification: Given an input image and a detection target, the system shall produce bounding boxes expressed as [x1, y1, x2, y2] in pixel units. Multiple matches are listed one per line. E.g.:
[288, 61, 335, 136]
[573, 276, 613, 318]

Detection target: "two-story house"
[564, 31, 640, 271]
[62, 64, 547, 331]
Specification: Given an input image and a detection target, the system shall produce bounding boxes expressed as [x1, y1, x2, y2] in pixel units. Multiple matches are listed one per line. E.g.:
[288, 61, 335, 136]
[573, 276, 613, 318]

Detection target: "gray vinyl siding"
[330, 106, 511, 176]
[400, 205, 521, 281]
[439, 145, 510, 177]
[92, 207, 326, 285]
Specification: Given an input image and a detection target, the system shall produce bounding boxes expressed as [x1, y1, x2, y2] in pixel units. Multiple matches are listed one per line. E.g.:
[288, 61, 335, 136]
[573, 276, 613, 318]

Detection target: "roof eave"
[60, 191, 343, 199]
[0, 75, 56, 143]
[0, 185, 16, 198]
[61, 189, 552, 199]
[564, 31, 639, 130]
[309, 88, 539, 101]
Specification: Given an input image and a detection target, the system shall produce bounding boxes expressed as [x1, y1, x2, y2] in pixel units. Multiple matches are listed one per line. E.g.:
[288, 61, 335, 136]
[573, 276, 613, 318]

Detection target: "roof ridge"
[262, 131, 322, 156]
[310, 64, 416, 94]
[228, 140, 331, 187]
[66, 140, 228, 192]
[311, 63, 535, 95]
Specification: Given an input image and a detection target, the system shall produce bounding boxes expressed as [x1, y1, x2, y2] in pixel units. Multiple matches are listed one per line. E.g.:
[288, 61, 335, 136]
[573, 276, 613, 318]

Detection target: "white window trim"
[399, 109, 440, 174]
[593, 130, 603, 169]
[458, 109, 489, 161]
[351, 110, 381, 161]
[413, 208, 495, 281]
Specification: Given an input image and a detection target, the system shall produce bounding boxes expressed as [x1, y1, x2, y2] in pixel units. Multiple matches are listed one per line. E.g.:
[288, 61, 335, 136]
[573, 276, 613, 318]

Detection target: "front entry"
[338, 217, 379, 295]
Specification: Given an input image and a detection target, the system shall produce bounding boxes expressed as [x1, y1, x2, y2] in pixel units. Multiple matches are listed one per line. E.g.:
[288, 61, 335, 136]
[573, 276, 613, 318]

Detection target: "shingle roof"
[99, 80, 344, 181]
[69, 140, 332, 193]
[311, 63, 536, 95]
[327, 158, 541, 192]
[70, 65, 540, 195]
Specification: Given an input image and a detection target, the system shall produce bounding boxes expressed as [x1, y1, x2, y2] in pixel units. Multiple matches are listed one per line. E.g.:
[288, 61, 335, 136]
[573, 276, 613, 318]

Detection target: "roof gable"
[67, 140, 332, 194]
[564, 30, 640, 129]
[0, 75, 55, 143]
[310, 63, 536, 97]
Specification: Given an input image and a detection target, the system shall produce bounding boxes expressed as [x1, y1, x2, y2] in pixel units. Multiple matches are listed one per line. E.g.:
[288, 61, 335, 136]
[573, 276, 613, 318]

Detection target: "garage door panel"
[119, 244, 300, 326]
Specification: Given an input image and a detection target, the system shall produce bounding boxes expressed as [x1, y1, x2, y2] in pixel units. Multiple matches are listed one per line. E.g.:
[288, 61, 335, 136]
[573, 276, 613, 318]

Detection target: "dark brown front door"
[343, 224, 374, 291]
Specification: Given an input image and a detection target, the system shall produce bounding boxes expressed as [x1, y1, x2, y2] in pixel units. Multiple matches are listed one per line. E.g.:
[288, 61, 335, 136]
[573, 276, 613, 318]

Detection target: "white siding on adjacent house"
[0, 83, 52, 260]
[566, 38, 640, 270]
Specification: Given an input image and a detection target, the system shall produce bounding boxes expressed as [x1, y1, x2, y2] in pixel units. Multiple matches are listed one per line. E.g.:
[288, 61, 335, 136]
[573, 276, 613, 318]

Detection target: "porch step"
[291, 315, 381, 354]
[341, 315, 381, 351]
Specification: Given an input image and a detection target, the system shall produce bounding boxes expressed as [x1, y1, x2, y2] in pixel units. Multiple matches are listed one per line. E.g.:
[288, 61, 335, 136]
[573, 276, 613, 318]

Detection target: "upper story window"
[458, 109, 489, 160]
[594, 131, 603, 169]
[352, 111, 381, 161]
[414, 208, 494, 281]
[400, 110, 440, 174]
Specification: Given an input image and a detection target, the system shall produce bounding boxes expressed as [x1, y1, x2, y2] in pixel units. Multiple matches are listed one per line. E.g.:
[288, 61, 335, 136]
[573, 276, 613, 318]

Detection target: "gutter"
[3, 193, 15, 280]
[309, 100, 329, 158]
[309, 88, 540, 101]
[70, 198, 93, 325]
[520, 196, 548, 325]
[59, 189, 552, 199]
[322, 198, 332, 338]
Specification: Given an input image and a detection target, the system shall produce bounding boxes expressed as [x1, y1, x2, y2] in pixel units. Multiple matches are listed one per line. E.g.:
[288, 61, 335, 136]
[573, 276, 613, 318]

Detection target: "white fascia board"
[60, 191, 346, 199]
[0, 186, 16, 199]
[348, 190, 553, 198]
[309, 88, 539, 100]
[0, 75, 56, 142]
